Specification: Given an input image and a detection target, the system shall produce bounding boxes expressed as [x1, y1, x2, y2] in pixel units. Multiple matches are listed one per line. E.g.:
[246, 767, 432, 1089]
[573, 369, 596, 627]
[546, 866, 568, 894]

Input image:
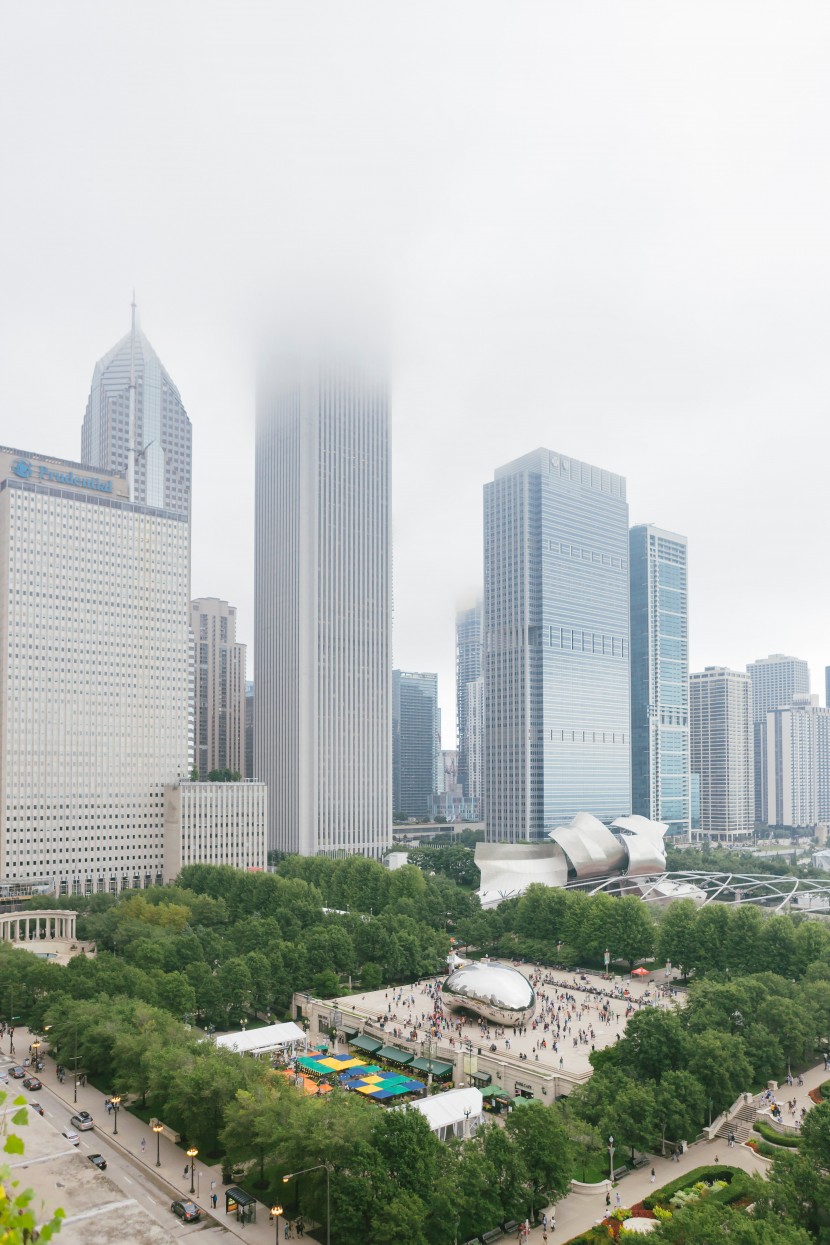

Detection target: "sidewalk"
[9, 1026, 289, 1245]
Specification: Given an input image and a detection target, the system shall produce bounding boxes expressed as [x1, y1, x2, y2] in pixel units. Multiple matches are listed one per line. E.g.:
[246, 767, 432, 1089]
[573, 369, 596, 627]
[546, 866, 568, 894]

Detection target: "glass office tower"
[484, 449, 631, 841]
[456, 601, 483, 797]
[629, 525, 690, 834]
[392, 671, 440, 819]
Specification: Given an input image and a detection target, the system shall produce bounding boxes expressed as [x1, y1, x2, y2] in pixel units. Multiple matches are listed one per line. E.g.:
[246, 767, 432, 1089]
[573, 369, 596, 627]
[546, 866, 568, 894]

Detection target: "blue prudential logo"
[11, 460, 32, 479]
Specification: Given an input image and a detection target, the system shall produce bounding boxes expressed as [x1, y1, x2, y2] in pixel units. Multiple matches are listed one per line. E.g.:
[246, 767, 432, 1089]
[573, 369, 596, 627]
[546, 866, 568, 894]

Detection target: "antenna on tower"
[128, 292, 137, 503]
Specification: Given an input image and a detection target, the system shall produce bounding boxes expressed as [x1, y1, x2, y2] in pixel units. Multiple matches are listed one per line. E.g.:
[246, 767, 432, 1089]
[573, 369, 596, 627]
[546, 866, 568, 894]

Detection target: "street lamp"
[270, 1204, 283, 1243]
[152, 1121, 163, 1167]
[111, 1095, 121, 1136]
[31, 1038, 41, 1068]
[283, 1162, 332, 1245]
[464, 1107, 471, 1139]
[608, 1136, 615, 1184]
[187, 1147, 198, 1196]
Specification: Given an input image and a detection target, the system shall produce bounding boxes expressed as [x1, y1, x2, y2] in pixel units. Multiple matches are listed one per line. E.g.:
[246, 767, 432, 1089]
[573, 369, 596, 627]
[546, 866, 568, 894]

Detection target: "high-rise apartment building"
[456, 602, 483, 797]
[81, 303, 192, 516]
[190, 598, 247, 779]
[746, 654, 810, 822]
[690, 667, 754, 841]
[484, 449, 631, 841]
[465, 677, 485, 807]
[392, 671, 440, 819]
[629, 525, 691, 835]
[760, 695, 830, 829]
[254, 353, 391, 856]
[0, 446, 190, 894]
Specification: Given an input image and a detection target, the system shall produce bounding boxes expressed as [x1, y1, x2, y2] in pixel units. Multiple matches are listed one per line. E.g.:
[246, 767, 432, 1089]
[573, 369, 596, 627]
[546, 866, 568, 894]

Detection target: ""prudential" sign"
[12, 459, 113, 494]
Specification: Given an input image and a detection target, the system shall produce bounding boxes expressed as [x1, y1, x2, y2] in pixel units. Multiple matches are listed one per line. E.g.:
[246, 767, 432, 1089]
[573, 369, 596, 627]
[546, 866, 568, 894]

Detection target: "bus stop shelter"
[226, 1187, 257, 1224]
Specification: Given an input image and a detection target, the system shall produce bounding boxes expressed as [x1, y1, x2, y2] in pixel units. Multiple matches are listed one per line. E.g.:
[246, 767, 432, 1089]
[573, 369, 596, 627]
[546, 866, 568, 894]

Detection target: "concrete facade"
[164, 780, 267, 874]
[190, 597, 246, 778]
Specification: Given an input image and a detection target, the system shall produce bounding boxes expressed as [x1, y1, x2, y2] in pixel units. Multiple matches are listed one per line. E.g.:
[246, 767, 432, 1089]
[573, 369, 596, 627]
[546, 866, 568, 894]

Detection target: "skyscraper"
[746, 654, 810, 823]
[456, 601, 483, 797]
[190, 598, 247, 779]
[392, 671, 440, 819]
[0, 445, 190, 894]
[760, 695, 830, 829]
[483, 449, 631, 842]
[690, 667, 754, 841]
[81, 302, 192, 516]
[629, 525, 690, 835]
[254, 352, 391, 856]
[245, 680, 255, 779]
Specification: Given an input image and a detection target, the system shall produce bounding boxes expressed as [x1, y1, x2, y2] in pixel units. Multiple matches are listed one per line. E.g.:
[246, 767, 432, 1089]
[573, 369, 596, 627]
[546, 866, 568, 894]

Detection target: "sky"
[2, 2, 829, 746]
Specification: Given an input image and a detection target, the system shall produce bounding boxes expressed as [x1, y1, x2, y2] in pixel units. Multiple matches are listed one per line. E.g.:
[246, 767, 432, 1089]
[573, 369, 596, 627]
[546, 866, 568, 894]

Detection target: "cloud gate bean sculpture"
[442, 960, 536, 1027]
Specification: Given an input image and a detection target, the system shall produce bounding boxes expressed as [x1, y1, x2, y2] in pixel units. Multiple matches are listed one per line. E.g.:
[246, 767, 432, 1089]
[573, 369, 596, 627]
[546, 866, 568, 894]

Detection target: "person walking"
[140, 1138, 146, 1154]
[211, 1193, 218, 1209]
[650, 1167, 656, 1184]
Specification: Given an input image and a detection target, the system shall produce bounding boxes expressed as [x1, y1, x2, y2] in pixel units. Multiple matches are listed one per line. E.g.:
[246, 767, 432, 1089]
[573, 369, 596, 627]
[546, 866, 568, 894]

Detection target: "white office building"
[760, 695, 830, 830]
[254, 353, 391, 857]
[0, 446, 190, 894]
[164, 781, 267, 874]
[690, 667, 754, 841]
[747, 653, 811, 823]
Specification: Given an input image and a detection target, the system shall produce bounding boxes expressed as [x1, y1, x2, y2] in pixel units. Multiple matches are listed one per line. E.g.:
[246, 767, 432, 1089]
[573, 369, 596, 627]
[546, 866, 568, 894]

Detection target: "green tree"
[504, 1102, 572, 1215]
[655, 900, 698, 977]
[652, 1196, 811, 1245]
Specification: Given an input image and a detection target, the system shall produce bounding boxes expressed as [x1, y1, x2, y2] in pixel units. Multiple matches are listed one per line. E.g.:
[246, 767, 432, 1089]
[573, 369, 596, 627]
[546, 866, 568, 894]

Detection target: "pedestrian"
[650, 1167, 656, 1184]
[140, 1137, 146, 1153]
[297, 1217, 304, 1238]
[211, 1193, 218, 1209]
[183, 1164, 189, 1178]
[542, 1213, 547, 1231]
[605, 1191, 611, 1211]
[615, 1192, 621, 1209]
[714, 1154, 719, 1164]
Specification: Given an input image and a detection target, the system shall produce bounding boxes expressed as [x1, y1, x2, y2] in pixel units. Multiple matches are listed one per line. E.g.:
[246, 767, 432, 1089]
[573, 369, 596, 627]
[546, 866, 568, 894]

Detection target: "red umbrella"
[630, 967, 650, 977]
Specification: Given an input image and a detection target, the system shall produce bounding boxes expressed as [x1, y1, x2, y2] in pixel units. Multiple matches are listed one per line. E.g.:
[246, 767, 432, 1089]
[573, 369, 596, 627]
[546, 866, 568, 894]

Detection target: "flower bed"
[642, 1165, 748, 1212]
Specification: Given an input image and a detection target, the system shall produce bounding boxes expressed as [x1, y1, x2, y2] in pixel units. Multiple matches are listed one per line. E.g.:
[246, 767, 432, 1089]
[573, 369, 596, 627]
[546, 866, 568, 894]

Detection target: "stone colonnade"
[0, 911, 76, 943]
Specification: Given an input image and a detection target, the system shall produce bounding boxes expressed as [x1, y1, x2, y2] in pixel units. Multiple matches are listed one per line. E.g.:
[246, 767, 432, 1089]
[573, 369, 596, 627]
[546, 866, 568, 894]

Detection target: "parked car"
[22, 1076, 42, 1091]
[171, 1201, 201, 1223]
[9, 1066, 25, 1079]
[61, 1128, 80, 1146]
[70, 1111, 94, 1131]
[88, 1153, 107, 1171]
[30, 1102, 44, 1116]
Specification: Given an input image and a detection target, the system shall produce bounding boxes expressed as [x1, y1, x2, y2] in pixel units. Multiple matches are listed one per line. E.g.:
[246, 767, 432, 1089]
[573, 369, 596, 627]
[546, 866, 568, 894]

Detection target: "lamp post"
[283, 1162, 332, 1245]
[464, 1107, 471, 1139]
[152, 1122, 163, 1167]
[608, 1136, 615, 1184]
[111, 1095, 121, 1136]
[187, 1147, 198, 1196]
[31, 1038, 41, 1068]
[270, 1204, 283, 1243]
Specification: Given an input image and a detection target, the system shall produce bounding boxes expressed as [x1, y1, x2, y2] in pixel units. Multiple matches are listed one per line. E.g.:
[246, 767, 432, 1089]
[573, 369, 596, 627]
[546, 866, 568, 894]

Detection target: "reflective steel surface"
[442, 960, 536, 1027]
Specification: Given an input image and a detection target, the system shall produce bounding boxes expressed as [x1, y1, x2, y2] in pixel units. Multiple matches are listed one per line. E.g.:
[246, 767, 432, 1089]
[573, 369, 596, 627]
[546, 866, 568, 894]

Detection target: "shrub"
[820, 1080, 830, 1101]
[611, 1208, 631, 1221]
[642, 1165, 745, 1211]
[653, 1207, 672, 1222]
[753, 1119, 801, 1147]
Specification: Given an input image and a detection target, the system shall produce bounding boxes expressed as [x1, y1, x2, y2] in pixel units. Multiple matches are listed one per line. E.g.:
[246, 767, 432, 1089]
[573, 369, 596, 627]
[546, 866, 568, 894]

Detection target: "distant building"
[747, 654, 811, 823]
[165, 781, 267, 874]
[629, 525, 690, 835]
[245, 680, 255, 779]
[81, 301, 191, 516]
[456, 602, 483, 797]
[465, 678, 485, 808]
[190, 598, 246, 779]
[431, 792, 480, 822]
[443, 750, 459, 795]
[393, 671, 440, 819]
[690, 667, 754, 841]
[255, 351, 391, 857]
[484, 449, 631, 841]
[760, 695, 830, 830]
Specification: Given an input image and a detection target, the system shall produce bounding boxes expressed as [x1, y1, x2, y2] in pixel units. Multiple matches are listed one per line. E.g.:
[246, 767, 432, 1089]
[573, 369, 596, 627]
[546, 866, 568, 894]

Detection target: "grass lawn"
[572, 1149, 612, 1184]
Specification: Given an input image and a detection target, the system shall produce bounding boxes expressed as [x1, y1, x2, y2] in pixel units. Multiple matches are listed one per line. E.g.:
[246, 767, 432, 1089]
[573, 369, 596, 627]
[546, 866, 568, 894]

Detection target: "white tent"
[404, 1086, 484, 1141]
[214, 1021, 307, 1057]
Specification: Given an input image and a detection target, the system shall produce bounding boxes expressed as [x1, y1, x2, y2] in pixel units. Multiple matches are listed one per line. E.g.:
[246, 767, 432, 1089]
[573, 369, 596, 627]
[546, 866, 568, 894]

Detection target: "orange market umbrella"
[631, 967, 650, 976]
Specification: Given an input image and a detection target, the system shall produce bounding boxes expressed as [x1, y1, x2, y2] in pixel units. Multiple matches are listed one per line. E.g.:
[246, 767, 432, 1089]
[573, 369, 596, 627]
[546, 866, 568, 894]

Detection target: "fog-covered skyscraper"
[81, 303, 192, 516]
[456, 601, 483, 798]
[484, 449, 631, 842]
[255, 352, 391, 857]
[629, 525, 690, 834]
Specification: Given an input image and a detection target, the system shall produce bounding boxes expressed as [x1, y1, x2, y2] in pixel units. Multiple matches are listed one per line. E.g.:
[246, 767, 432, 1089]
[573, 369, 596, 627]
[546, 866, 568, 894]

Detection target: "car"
[61, 1128, 80, 1145]
[88, 1153, 107, 1171]
[171, 1201, 201, 1223]
[8, 1067, 24, 1079]
[70, 1111, 94, 1131]
[29, 1102, 44, 1116]
[22, 1076, 42, 1091]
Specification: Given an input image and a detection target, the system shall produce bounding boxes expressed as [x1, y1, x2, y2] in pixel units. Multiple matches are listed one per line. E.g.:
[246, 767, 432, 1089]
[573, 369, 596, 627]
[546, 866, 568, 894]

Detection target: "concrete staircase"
[715, 1099, 757, 1144]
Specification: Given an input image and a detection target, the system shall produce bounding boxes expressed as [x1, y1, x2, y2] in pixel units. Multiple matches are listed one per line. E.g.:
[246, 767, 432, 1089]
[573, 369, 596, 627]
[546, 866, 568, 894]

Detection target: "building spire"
[128, 293, 137, 503]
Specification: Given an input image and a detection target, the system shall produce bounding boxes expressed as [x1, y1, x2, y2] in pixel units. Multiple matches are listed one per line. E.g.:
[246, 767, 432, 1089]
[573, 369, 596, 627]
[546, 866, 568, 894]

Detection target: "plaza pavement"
[334, 962, 680, 1081]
